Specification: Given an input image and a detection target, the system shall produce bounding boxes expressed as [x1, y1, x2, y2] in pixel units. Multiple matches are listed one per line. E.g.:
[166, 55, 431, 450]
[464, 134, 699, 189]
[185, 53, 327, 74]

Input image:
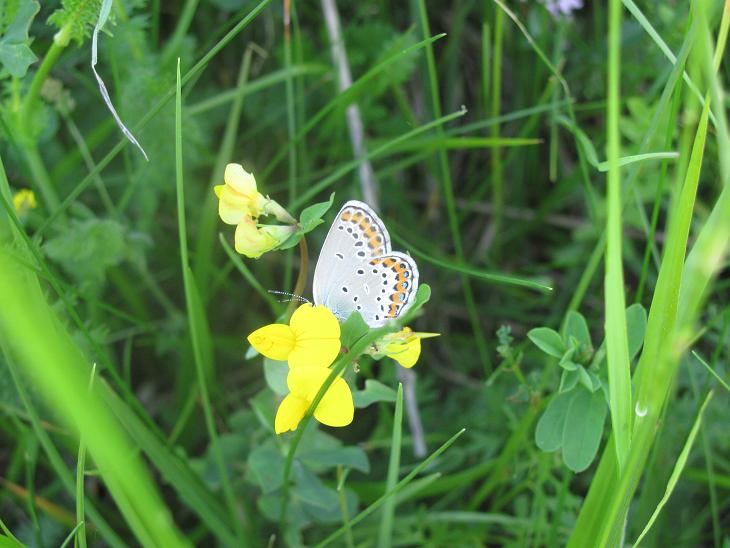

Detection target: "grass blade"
[631, 392, 713, 547]
[315, 428, 465, 547]
[174, 59, 248, 545]
[377, 383, 404, 547]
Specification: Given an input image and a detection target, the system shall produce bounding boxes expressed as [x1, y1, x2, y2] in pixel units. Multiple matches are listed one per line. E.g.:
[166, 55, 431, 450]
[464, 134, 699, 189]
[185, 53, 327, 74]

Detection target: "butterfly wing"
[313, 200, 419, 327]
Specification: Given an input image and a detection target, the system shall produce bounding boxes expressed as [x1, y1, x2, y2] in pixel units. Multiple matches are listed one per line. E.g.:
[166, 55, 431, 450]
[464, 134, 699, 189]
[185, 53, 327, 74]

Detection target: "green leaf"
[299, 446, 370, 473]
[340, 311, 370, 348]
[565, 311, 591, 348]
[299, 193, 335, 233]
[528, 327, 566, 358]
[0, 1, 39, 78]
[263, 358, 288, 396]
[353, 379, 397, 408]
[559, 369, 581, 393]
[631, 392, 713, 546]
[292, 463, 339, 512]
[276, 232, 302, 251]
[561, 387, 607, 472]
[625, 303, 647, 360]
[247, 441, 285, 494]
[559, 348, 578, 371]
[535, 390, 576, 452]
[44, 218, 127, 287]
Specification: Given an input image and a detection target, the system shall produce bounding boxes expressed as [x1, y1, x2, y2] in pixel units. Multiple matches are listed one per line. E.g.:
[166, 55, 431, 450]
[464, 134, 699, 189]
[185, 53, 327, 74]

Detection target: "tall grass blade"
[315, 428, 465, 547]
[174, 59, 248, 545]
[631, 392, 713, 547]
[378, 383, 404, 547]
[604, 0, 632, 473]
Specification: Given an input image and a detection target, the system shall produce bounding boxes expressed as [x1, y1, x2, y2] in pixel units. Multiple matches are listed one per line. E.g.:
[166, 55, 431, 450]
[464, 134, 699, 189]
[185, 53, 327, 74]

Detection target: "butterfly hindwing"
[313, 200, 419, 327]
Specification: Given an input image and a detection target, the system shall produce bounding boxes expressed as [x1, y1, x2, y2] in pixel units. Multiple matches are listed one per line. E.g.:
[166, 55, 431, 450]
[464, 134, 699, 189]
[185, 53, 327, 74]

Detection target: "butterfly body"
[313, 200, 419, 327]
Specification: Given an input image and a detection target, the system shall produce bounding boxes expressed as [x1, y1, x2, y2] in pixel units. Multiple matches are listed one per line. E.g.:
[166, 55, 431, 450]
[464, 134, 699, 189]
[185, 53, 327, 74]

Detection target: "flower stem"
[285, 236, 308, 319]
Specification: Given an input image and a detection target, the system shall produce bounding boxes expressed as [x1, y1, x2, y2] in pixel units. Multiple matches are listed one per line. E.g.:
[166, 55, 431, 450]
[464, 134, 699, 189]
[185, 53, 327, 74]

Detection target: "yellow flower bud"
[12, 189, 37, 216]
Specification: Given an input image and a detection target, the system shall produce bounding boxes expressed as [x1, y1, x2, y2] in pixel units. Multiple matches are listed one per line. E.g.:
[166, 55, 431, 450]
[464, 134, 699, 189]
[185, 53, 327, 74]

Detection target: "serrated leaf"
[263, 358, 289, 396]
[0, 1, 39, 77]
[565, 311, 591, 348]
[562, 387, 607, 472]
[528, 327, 566, 358]
[299, 446, 370, 473]
[626, 303, 647, 360]
[299, 193, 335, 233]
[353, 379, 397, 408]
[535, 390, 576, 452]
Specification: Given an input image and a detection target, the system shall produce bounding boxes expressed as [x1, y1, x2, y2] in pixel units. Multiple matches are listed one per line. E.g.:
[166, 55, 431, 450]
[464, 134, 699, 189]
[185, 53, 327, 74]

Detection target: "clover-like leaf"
[299, 193, 335, 233]
[528, 327, 566, 358]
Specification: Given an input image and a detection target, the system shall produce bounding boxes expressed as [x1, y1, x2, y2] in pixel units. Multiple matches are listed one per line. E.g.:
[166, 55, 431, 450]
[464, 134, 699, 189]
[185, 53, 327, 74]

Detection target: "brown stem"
[285, 235, 308, 319]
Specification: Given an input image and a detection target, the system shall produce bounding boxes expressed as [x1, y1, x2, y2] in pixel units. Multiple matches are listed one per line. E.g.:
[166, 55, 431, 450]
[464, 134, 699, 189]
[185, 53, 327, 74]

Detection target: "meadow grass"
[0, 1, 729, 547]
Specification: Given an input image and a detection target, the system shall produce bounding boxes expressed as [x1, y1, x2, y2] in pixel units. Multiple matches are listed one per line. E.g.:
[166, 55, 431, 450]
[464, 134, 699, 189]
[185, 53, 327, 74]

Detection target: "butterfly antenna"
[268, 290, 310, 303]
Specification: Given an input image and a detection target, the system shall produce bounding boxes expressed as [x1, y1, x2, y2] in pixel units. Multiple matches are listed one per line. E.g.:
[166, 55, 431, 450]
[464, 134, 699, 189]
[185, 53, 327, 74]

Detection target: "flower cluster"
[214, 163, 296, 258]
[248, 304, 353, 434]
[247, 303, 436, 434]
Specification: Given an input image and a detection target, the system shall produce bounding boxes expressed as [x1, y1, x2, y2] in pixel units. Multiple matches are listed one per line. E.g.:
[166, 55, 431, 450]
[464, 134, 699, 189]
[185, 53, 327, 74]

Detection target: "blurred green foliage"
[0, 1, 728, 547]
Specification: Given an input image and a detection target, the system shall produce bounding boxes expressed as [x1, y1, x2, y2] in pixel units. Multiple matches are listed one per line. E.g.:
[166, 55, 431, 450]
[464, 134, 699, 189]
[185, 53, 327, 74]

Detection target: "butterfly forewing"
[313, 200, 419, 327]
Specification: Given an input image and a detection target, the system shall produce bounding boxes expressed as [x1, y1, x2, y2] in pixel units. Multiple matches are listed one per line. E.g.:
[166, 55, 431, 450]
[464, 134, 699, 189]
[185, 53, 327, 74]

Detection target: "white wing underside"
[313, 200, 419, 327]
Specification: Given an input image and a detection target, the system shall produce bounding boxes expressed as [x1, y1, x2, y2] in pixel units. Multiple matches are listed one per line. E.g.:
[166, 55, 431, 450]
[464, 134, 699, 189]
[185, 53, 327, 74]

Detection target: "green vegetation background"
[0, 1, 728, 546]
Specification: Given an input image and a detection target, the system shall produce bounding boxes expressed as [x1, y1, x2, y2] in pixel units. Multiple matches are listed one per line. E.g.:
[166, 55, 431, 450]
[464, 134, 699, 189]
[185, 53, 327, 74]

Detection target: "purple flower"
[545, 0, 584, 18]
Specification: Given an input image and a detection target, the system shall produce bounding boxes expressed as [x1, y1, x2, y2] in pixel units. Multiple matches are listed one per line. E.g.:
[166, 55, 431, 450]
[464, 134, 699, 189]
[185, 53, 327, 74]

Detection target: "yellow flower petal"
[274, 394, 309, 434]
[288, 304, 341, 368]
[234, 217, 278, 258]
[218, 185, 250, 225]
[286, 366, 354, 428]
[313, 376, 354, 427]
[385, 337, 421, 368]
[248, 324, 295, 361]
[287, 365, 330, 398]
[225, 163, 257, 194]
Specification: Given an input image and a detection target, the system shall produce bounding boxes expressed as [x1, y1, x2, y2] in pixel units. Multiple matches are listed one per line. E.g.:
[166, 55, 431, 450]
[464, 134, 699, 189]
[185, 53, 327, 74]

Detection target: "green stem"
[285, 237, 308, 320]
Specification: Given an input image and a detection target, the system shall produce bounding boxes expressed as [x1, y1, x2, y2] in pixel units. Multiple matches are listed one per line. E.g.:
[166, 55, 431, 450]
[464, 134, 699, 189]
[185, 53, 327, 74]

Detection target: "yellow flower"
[247, 303, 341, 368]
[234, 216, 295, 259]
[12, 189, 37, 215]
[379, 327, 440, 368]
[275, 365, 354, 434]
[214, 163, 294, 224]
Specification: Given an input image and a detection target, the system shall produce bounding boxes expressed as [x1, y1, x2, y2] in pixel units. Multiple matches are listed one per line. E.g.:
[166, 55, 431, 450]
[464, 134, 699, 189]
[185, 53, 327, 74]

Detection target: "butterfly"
[313, 200, 419, 327]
